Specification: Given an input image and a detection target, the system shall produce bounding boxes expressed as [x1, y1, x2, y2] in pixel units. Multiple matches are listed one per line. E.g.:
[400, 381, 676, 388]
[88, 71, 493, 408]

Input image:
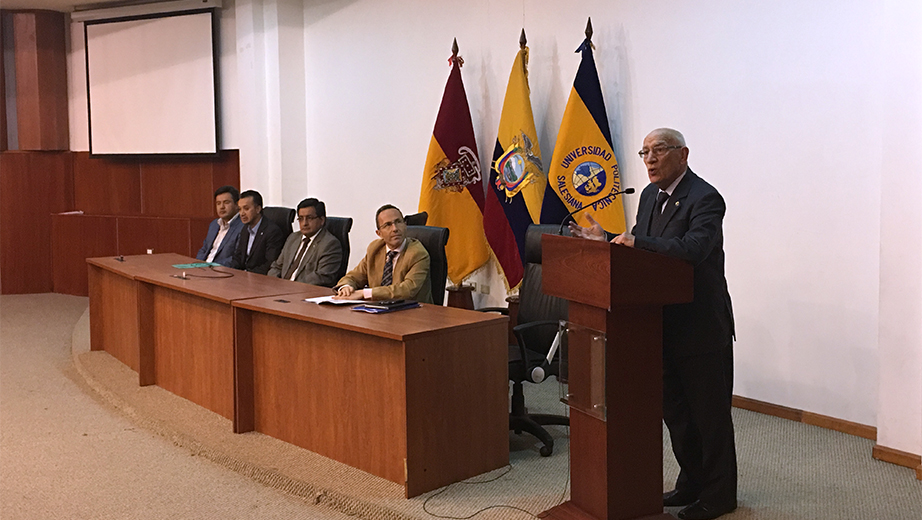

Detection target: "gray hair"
[650, 128, 686, 147]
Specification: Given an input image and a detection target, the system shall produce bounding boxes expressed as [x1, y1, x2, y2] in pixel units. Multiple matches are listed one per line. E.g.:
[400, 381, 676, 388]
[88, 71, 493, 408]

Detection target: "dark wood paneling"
[0, 14, 7, 152]
[190, 217, 214, 257]
[1, 151, 74, 294]
[116, 217, 192, 257]
[211, 150, 240, 193]
[140, 159, 215, 218]
[13, 11, 68, 151]
[51, 214, 117, 296]
[73, 152, 142, 215]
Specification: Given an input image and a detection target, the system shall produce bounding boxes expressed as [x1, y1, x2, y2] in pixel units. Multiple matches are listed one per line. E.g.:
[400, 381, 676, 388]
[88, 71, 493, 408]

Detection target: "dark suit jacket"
[267, 227, 343, 287]
[195, 216, 244, 267]
[337, 238, 432, 303]
[630, 168, 734, 357]
[231, 217, 284, 275]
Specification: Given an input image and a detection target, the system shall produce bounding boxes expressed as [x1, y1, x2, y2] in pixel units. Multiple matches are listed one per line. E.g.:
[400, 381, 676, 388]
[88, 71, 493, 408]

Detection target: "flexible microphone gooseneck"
[557, 187, 635, 235]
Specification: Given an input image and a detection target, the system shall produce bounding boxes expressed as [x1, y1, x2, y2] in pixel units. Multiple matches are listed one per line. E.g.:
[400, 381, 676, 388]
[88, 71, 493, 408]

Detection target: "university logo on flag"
[548, 27, 627, 233]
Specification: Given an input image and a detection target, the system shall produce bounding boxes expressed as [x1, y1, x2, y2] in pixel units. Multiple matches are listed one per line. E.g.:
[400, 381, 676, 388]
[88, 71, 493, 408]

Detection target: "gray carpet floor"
[1, 294, 920, 519]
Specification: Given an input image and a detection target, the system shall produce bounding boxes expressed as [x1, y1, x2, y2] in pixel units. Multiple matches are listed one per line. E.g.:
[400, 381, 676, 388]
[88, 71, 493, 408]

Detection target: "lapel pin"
[675, 201, 680, 207]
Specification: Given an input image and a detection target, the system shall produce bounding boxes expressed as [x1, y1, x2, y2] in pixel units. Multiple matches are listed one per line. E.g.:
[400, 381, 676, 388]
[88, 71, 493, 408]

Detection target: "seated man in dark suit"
[267, 198, 343, 287]
[196, 185, 244, 267]
[230, 190, 284, 275]
[334, 204, 432, 303]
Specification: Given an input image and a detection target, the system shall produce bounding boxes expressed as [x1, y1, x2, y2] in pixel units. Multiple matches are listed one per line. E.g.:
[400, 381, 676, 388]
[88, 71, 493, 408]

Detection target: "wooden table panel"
[88, 264, 140, 371]
[250, 312, 408, 484]
[146, 285, 236, 419]
[404, 323, 508, 496]
[87, 254, 200, 372]
[233, 295, 508, 497]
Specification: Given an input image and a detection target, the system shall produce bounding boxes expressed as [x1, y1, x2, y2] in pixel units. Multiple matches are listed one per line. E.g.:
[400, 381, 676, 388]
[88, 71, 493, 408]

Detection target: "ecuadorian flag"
[483, 41, 545, 289]
[547, 37, 627, 233]
[419, 45, 490, 284]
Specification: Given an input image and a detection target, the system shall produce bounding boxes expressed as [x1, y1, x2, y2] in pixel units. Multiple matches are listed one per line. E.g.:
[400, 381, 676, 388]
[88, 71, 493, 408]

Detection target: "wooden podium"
[539, 234, 693, 520]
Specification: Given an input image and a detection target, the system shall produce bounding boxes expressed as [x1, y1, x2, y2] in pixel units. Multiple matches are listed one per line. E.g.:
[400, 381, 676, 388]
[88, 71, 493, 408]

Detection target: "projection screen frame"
[84, 8, 221, 158]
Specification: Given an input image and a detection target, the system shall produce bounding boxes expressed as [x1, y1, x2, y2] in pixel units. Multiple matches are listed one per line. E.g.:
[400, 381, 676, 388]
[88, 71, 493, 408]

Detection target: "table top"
[234, 292, 508, 342]
[87, 253, 195, 277]
[88, 254, 309, 304]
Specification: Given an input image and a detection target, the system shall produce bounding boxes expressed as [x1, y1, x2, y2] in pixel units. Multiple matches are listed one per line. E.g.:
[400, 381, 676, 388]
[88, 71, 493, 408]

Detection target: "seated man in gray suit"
[195, 185, 243, 266]
[268, 198, 343, 287]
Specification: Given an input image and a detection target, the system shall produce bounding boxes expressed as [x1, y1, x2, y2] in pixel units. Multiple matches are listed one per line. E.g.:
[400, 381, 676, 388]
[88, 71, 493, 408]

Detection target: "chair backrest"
[262, 206, 296, 235]
[405, 225, 449, 306]
[517, 224, 568, 327]
[324, 216, 353, 281]
[404, 211, 428, 226]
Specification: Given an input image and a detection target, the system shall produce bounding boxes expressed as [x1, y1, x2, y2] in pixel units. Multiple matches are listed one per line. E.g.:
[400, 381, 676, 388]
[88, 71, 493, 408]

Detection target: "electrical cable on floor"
[423, 383, 573, 519]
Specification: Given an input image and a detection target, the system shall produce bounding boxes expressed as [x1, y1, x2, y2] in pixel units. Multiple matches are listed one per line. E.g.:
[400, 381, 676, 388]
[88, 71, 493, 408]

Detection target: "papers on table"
[303, 295, 365, 305]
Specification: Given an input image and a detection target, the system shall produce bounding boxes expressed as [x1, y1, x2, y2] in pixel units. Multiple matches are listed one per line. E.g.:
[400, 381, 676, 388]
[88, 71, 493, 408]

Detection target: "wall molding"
[871, 444, 922, 478]
[732, 395, 877, 440]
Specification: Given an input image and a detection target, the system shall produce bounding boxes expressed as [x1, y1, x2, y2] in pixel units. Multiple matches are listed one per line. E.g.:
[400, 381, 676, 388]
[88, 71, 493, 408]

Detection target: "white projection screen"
[85, 9, 218, 155]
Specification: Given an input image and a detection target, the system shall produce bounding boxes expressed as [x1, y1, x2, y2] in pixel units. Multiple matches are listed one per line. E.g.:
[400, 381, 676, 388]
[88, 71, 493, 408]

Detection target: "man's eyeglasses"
[638, 145, 682, 159]
[378, 217, 405, 230]
[297, 215, 322, 222]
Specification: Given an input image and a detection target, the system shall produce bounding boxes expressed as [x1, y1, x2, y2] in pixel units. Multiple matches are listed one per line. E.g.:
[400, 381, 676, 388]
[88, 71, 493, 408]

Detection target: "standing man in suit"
[334, 204, 432, 303]
[196, 185, 244, 266]
[268, 198, 343, 287]
[570, 128, 736, 520]
[231, 190, 284, 275]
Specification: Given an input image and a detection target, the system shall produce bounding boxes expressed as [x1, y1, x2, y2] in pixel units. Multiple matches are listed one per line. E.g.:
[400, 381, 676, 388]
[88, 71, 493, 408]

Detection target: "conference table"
[86, 253, 509, 497]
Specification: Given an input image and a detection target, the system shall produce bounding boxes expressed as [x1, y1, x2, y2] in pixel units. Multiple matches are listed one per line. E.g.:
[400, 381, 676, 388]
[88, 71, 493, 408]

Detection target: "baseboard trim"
[731, 395, 877, 440]
[872, 444, 922, 472]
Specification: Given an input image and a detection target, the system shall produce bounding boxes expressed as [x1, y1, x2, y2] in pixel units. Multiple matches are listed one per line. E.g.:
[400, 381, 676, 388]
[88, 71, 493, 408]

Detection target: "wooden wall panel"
[211, 150, 240, 193]
[140, 159, 215, 218]
[116, 217, 192, 257]
[51, 214, 117, 297]
[1, 151, 73, 294]
[13, 11, 68, 151]
[190, 217, 214, 258]
[0, 13, 7, 152]
[73, 152, 142, 215]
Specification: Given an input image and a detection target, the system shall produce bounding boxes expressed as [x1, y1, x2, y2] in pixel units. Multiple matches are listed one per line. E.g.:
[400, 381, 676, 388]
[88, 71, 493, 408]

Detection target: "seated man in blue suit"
[196, 185, 244, 266]
[268, 198, 343, 287]
[230, 190, 284, 275]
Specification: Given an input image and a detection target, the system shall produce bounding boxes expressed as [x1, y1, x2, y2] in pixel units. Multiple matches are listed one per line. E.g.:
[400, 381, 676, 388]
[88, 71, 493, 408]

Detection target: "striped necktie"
[381, 250, 398, 286]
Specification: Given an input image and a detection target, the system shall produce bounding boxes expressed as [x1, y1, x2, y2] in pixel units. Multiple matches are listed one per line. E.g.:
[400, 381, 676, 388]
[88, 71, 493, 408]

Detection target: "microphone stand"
[557, 187, 634, 235]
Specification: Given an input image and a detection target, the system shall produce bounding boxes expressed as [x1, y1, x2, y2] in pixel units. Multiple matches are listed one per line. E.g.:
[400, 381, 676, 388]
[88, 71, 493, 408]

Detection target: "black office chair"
[504, 224, 570, 456]
[405, 225, 449, 306]
[404, 211, 428, 226]
[324, 216, 353, 281]
[262, 206, 296, 235]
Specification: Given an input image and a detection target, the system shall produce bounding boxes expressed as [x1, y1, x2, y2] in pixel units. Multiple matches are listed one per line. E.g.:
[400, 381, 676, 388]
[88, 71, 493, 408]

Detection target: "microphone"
[557, 187, 635, 235]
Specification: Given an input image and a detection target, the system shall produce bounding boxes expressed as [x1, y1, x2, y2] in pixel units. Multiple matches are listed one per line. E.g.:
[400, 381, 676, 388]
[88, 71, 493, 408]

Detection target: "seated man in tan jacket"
[334, 204, 432, 303]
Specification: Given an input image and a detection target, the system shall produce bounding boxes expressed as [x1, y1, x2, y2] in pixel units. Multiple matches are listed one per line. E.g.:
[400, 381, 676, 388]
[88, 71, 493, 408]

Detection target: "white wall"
[66, 0, 922, 456]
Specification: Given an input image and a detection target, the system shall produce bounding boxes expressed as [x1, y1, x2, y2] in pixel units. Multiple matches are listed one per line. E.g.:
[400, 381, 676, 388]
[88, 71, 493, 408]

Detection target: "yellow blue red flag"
[483, 39, 545, 289]
[419, 44, 490, 284]
[547, 35, 627, 233]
